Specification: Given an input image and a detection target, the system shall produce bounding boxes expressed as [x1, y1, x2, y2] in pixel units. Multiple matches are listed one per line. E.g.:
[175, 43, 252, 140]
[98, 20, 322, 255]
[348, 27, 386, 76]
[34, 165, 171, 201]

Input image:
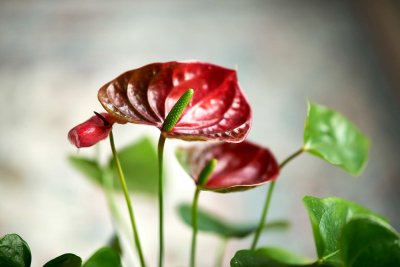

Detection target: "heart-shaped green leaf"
[69, 137, 160, 196]
[0, 234, 31, 267]
[178, 203, 288, 238]
[303, 196, 386, 265]
[340, 215, 400, 267]
[108, 137, 159, 196]
[68, 155, 103, 185]
[43, 253, 82, 267]
[83, 247, 121, 267]
[303, 101, 370, 176]
[230, 247, 333, 267]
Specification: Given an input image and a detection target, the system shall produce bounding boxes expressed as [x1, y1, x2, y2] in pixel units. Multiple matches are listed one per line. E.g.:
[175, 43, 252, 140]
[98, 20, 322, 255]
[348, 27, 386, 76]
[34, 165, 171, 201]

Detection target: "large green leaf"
[178, 203, 288, 238]
[230, 247, 333, 267]
[340, 215, 400, 267]
[303, 101, 370, 176]
[43, 254, 82, 267]
[303, 196, 385, 265]
[83, 247, 121, 267]
[0, 234, 31, 267]
[109, 137, 159, 196]
[68, 155, 103, 185]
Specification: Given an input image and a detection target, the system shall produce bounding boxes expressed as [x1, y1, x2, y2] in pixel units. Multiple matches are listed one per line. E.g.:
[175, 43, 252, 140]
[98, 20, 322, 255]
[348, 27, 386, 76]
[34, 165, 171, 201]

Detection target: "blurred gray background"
[1, 1, 399, 266]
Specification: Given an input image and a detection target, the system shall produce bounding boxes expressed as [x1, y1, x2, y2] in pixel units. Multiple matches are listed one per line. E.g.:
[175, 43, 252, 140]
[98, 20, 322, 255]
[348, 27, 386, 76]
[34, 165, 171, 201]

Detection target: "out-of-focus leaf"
[303, 196, 386, 266]
[303, 101, 370, 176]
[109, 137, 159, 196]
[178, 203, 288, 238]
[230, 248, 333, 267]
[98, 61, 251, 142]
[68, 155, 103, 185]
[0, 234, 31, 267]
[107, 234, 122, 256]
[340, 215, 400, 267]
[83, 247, 121, 267]
[43, 253, 82, 267]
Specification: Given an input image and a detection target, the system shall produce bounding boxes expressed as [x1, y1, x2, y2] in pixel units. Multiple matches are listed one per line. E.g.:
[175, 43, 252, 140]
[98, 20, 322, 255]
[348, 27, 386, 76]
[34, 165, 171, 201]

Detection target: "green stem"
[250, 148, 304, 250]
[157, 133, 167, 267]
[214, 238, 228, 267]
[190, 188, 201, 267]
[279, 148, 304, 170]
[109, 131, 146, 267]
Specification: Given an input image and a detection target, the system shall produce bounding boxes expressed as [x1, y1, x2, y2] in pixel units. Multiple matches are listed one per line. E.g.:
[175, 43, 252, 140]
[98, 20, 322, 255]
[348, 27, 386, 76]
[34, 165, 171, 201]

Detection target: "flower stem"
[157, 133, 167, 267]
[214, 238, 228, 267]
[250, 148, 304, 250]
[109, 131, 146, 267]
[190, 188, 201, 267]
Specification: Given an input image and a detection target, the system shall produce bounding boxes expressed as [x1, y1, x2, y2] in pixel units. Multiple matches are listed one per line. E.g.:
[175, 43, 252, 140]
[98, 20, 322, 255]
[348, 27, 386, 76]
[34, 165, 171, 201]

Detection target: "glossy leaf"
[340, 215, 400, 267]
[68, 155, 103, 185]
[108, 137, 159, 196]
[303, 196, 386, 265]
[303, 101, 370, 176]
[176, 140, 279, 192]
[178, 203, 288, 238]
[83, 247, 121, 267]
[230, 248, 333, 267]
[0, 234, 31, 267]
[98, 61, 252, 142]
[43, 253, 82, 267]
[68, 113, 123, 148]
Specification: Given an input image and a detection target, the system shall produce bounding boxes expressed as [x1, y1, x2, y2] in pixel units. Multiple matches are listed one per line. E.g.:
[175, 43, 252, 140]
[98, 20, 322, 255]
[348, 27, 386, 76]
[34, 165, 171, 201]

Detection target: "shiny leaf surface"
[303, 101, 370, 176]
[83, 247, 121, 267]
[98, 61, 252, 142]
[303, 196, 386, 265]
[176, 140, 279, 192]
[43, 254, 82, 267]
[340, 215, 400, 267]
[178, 203, 288, 238]
[0, 234, 31, 267]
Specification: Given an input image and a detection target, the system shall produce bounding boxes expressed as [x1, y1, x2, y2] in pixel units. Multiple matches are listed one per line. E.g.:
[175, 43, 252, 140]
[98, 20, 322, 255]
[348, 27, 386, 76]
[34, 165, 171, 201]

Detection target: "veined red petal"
[98, 61, 252, 142]
[176, 141, 279, 193]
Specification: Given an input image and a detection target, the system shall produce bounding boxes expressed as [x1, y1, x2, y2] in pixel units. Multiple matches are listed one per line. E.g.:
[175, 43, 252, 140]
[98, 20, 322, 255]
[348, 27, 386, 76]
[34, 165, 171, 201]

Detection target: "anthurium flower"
[176, 141, 279, 192]
[98, 61, 251, 142]
[68, 112, 124, 148]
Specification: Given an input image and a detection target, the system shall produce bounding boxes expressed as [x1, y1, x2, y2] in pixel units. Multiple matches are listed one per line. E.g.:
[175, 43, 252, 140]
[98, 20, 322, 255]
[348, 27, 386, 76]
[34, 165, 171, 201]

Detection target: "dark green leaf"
[340, 215, 400, 267]
[107, 234, 122, 256]
[43, 254, 82, 267]
[0, 234, 31, 267]
[230, 248, 333, 267]
[109, 137, 159, 196]
[68, 155, 103, 185]
[303, 196, 386, 265]
[178, 203, 288, 238]
[83, 247, 121, 267]
[303, 101, 370, 176]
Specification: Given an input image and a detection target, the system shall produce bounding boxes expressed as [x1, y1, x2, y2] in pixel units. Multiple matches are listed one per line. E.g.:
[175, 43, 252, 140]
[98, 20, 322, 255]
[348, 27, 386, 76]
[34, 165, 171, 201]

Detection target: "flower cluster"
[69, 61, 277, 189]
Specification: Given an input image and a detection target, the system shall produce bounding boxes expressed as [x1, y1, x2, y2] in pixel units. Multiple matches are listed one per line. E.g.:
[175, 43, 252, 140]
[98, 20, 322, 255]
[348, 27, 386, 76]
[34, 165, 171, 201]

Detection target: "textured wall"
[0, 1, 399, 266]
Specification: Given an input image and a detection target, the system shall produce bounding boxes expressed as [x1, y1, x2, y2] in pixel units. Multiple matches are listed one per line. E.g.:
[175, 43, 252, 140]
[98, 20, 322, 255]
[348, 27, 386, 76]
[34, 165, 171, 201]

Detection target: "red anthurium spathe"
[98, 61, 252, 142]
[176, 141, 279, 192]
[68, 112, 124, 148]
